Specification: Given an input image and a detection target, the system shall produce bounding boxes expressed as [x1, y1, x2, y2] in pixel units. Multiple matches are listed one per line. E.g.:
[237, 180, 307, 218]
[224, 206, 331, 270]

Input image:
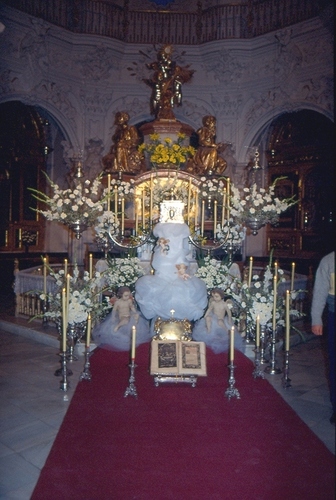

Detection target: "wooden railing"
[2, 0, 330, 44]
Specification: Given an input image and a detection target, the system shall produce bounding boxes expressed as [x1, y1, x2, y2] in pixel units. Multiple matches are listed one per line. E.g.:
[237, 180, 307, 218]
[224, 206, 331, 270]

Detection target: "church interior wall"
[0, 3, 333, 257]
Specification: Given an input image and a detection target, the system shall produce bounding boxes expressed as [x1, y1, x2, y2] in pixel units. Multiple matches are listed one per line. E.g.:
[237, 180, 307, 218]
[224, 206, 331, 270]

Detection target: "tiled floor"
[0, 318, 335, 499]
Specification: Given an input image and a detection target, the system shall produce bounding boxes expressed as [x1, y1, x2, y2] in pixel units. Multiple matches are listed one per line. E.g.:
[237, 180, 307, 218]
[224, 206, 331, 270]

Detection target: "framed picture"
[150, 340, 207, 377]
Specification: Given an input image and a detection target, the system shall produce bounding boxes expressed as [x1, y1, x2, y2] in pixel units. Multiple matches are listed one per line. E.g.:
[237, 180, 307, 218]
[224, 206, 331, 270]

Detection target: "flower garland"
[29, 173, 104, 227]
[230, 177, 297, 226]
[138, 133, 195, 167]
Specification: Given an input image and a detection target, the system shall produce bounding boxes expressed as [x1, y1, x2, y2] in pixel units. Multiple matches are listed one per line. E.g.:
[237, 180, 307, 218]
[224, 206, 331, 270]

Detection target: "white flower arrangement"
[194, 255, 239, 295]
[151, 175, 189, 206]
[94, 211, 120, 249]
[199, 176, 226, 200]
[104, 257, 145, 293]
[106, 177, 135, 200]
[39, 266, 111, 326]
[29, 173, 104, 227]
[216, 218, 246, 248]
[230, 177, 297, 227]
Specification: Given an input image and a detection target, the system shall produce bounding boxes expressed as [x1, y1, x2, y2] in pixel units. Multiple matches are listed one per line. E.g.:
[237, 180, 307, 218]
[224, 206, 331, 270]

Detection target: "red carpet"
[32, 344, 335, 500]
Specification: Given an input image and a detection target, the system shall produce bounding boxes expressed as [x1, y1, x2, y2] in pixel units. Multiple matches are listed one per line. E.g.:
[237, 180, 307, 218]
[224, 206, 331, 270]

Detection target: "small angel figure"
[113, 286, 139, 331]
[157, 237, 170, 254]
[205, 288, 232, 332]
[176, 263, 190, 280]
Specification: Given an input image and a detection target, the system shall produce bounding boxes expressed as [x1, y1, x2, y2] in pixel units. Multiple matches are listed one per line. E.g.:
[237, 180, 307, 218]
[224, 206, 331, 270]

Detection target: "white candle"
[187, 177, 191, 225]
[114, 186, 118, 219]
[285, 290, 290, 351]
[272, 275, 277, 331]
[256, 315, 260, 347]
[89, 253, 93, 279]
[230, 326, 235, 361]
[121, 198, 125, 235]
[291, 262, 295, 291]
[201, 200, 205, 236]
[221, 188, 226, 225]
[195, 190, 198, 229]
[66, 273, 71, 323]
[226, 178, 230, 208]
[64, 258, 68, 278]
[131, 326, 136, 359]
[86, 313, 92, 348]
[142, 190, 145, 225]
[43, 257, 47, 295]
[107, 174, 111, 211]
[62, 288, 67, 352]
[135, 197, 139, 235]
[248, 256, 253, 287]
[150, 174, 153, 224]
[213, 200, 217, 235]
[274, 261, 278, 278]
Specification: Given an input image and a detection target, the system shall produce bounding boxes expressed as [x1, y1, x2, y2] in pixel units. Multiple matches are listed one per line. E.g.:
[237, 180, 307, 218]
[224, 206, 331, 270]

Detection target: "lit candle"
[107, 174, 111, 211]
[89, 253, 93, 279]
[43, 257, 47, 295]
[274, 261, 278, 278]
[86, 313, 92, 348]
[285, 290, 290, 351]
[195, 190, 198, 229]
[272, 275, 277, 331]
[248, 256, 253, 287]
[131, 325, 136, 360]
[213, 200, 217, 235]
[135, 197, 139, 235]
[62, 287, 67, 352]
[150, 174, 153, 224]
[221, 188, 226, 225]
[114, 186, 118, 219]
[226, 178, 230, 208]
[230, 325, 235, 362]
[291, 262, 295, 291]
[64, 258, 68, 278]
[142, 190, 145, 225]
[187, 177, 191, 225]
[201, 200, 205, 236]
[256, 315, 260, 347]
[121, 197, 125, 236]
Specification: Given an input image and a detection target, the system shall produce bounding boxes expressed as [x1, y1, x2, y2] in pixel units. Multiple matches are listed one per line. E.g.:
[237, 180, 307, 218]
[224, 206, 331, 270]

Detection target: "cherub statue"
[143, 45, 194, 120]
[187, 115, 227, 175]
[205, 288, 232, 332]
[102, 111, 144, 173]
[157, 237, 170, 254]
[175, 263, 190, 280]
[113, 286, 139, 332]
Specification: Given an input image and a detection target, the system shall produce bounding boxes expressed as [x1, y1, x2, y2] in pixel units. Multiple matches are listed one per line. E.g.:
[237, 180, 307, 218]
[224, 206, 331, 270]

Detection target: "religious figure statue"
[187, 115, 227, 175]
[102, 111, 145, 173]
[143, 45, 194, 120]
[204, 288, 233, 332]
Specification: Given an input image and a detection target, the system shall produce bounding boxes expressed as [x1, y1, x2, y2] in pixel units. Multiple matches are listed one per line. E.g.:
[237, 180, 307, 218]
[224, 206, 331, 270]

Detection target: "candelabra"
[108, 225, 154, 252]
[260, 324, 269, 364]
[59, 351, 69, 392]
[79, 346, 92, 381]
[252, 345, 265, 379]
[281, 350, 291, 388]
[264, 327, 281, 375]
[189, 222, 231, 256]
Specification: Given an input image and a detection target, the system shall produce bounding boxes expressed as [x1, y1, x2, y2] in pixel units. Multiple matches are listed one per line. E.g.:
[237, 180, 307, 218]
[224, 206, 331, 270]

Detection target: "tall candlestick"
[195, 191, 198, 229]
[201, 200, 205, 236]
[62, 288, 67, 352]
[64, 258, 68, 278]
[230, 326, 235, 361]
[248, 256, 253, 287]
[121, 198, 125, 236]
[142, 190, 145, 225]
[272, 275, 277, 331]
[89, 253, 93, 279]
[226, 178, 230, 208]
[187, 177, 191, 225]
[135, 198, 139, 235]
[150, 174, 153, 225]
[131, 326, 136, 359]
[114, 186, 118, 219]
[213, 200, 217, 235]
[256, 315, 260, 347]
[221, 188, 226, 225]
[86, 313, 92, 348]
[291, 262, 295, 291]
[285, 290, 290, 351]
[107, 174, 111, 211]
[43, 257, 47, 295]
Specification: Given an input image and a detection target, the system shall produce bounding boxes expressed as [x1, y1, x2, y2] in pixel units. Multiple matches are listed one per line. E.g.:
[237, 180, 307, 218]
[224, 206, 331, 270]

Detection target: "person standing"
[311, 251, 335, 424]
